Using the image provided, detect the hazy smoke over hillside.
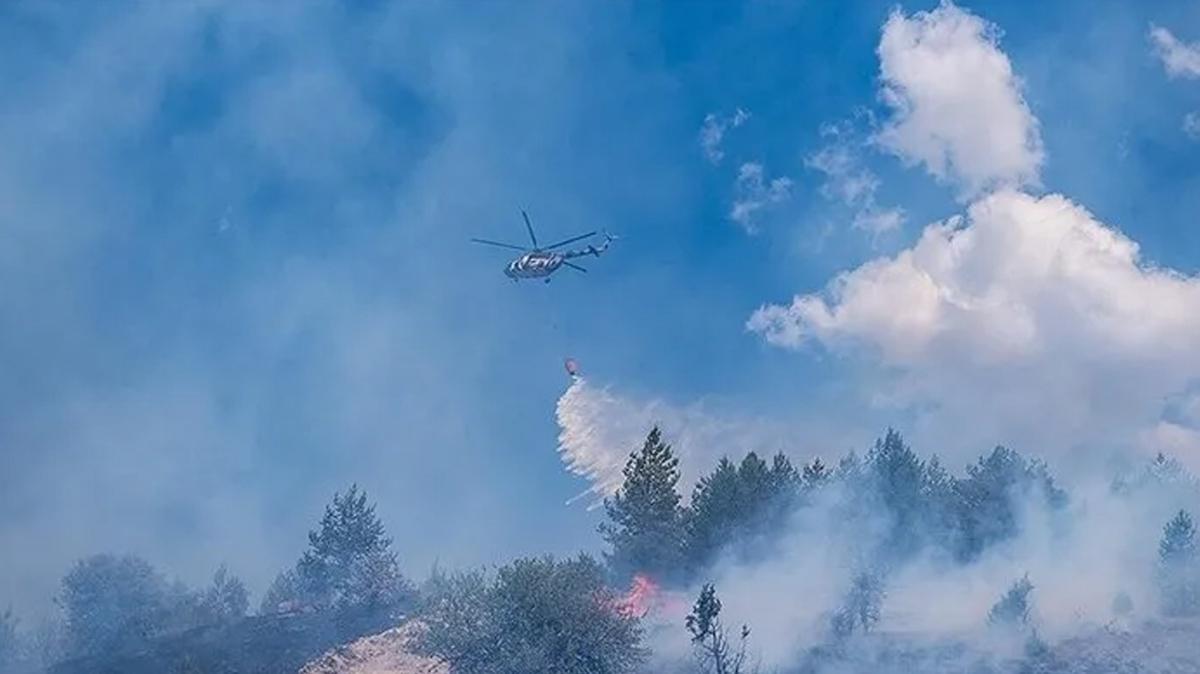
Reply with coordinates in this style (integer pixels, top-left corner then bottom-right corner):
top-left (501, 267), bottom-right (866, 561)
top-left (629, 451), bottom-right (1200, 672)
top-left (554, 368), bottom-right (1200, 670)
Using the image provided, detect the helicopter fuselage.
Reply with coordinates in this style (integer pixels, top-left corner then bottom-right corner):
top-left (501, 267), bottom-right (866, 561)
top-left (471, 211), bottom-right (613, 282)
top-left (505, 251), bottom-right (564, 279)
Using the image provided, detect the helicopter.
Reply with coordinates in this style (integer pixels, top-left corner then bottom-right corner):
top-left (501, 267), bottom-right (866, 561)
top-left (471, 210), bottom-right (614, 283)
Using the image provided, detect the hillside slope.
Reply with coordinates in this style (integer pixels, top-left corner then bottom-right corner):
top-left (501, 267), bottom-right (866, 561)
top-left (795, 618), bottom-right (1200, 674)
top-left (46, 613), bottom-right (374, 674)
top-left (299, 623), bottom-right (447, 674)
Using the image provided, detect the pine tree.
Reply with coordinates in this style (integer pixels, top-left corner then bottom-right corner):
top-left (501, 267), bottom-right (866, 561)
top-left (685, 451), bottom-right (803, 572)
top-left (737, 452), bottom-right (772, 507)
top-left (1160, 510), bottom-right (1196, 563)
top-left (920, 455), bottom-right (961, 554)
top-left (830, 451), bottom-right (876, 544)
top-left (735, 452), bottom-right (777, 552)
top-left (988, 575), bottom-right (1034, 628)
top-left (956, 447), bottom-right (1067, 561)
top-left (1116, 453), bottom-right (1197, 494)
top-left (1158, 510), bottom-right (1200, 616)
top-left (802, 457), bottom-right (830, 490)
top-left (601, 427), bottom-right (686, 582)
top-left (868, 429), bottom-right (925, 556)
top-left (686, 584), bottom-right (752, 674)
top-left (831, 571), bottom-right (884, 638)
top-left (686, 458), bottom-right (742, 571)
top-left (198, 565), bottom-right (248, 623)
top-left (764, 452), bottom-right (802, 538)
top-left (259, 569), bottom-right (301, 615)
top-left (1149, 453), bottom-right (1189, 482)
top-left (836, 451), bottom-right (863, 484)
top-left (296, 484), bottom-right (414, 622)
top-left (769, 453), bottom-right (802, 495)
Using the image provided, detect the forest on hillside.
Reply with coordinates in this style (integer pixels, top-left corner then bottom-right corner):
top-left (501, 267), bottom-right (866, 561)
top-left (3, 429), bottom-right (1200, 673)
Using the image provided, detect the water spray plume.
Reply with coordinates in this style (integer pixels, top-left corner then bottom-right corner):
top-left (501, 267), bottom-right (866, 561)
top-left (555, 376), bottom-right (793, 507)
top-left (555, 377), bottom-right (641, 506)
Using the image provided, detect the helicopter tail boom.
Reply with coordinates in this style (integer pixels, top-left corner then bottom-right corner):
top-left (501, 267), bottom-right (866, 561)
top-left (563, 232), bottom-right (615, 260)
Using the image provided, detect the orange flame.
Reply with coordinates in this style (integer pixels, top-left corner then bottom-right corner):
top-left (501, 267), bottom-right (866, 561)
top-left (615, 574), bottom-right (660, 618)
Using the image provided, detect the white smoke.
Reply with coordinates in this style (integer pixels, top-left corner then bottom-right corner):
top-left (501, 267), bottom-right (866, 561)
top-left (644, 466), bottom-right (1197, 672)
top-left (554, 383), bottom-right (1198, 669)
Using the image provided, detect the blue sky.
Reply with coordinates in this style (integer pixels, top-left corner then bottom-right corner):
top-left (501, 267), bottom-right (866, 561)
top-left (2, 0), bottom-right (1199, 618)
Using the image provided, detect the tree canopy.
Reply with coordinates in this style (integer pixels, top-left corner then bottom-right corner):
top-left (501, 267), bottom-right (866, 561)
top-left (601, 427), bottom-right (687, 583)
top-left (58, 554), bottom-right (169, 658)
top-left (293, 484), bottom-right (414, 626)
top-left (419, 555), bottom-right (645, 674)
top-left (1158, 510), bottom-right (1200, 616)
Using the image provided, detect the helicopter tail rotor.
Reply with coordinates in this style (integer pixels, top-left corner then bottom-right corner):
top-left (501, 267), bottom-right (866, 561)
top-left (589, 231), bottom-right (617, 257)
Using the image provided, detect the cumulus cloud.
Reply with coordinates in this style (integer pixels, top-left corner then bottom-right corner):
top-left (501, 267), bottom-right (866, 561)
top-left (555, 378), bottom-right (791, 504)
top-left (730, 162), bottom-right (793, 233)
top-left (749, 189), bottom-right (1200, 458)
top-left (807, 122), bottom-right (906, 238)
top-left (876, 1), bottom-right (1043, 198)
top-left (699, 108), bottom-right (750, 164)
top-left (749, 1), bottom-right (1200, 462)
top-left (1150, 25), bottom-right (1200, 79)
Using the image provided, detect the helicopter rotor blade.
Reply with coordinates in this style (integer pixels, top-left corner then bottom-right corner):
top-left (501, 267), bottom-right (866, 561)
top-left (544, 231), bottom-right (598, 250)
top-left (470, 238), bottom-right (527, 252)
top-left (563, 261), bottom-right (588, 273)
top-left (522, 210), bottom-right (539, 249)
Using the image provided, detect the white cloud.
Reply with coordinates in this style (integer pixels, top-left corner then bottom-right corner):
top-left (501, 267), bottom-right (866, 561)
top-left (1148, 26), bottom-right (1200, 141)
top-left (1150, 25), bottom-right (1200, 79)
top-left (555, 378), bottom-right (790, 504)
top-left (699, 108), bottom-right (750, 164)
top-left (749, 2), bottom-right (1200, 460)
top-left (852, 207), bottom-right (907, 236)
top-left (749, 189), bottom-right (1200, 457)
top-left (808, 137), bottom-right (879, 205)
top-left (876, 1), bottom-right (1043, 198)
top-left (1184, 111), bottom-right (1200, 140)
top-left (730, 162), bottom-right (793, 233)
top-left (807, 122), bottom-right (906, 237)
